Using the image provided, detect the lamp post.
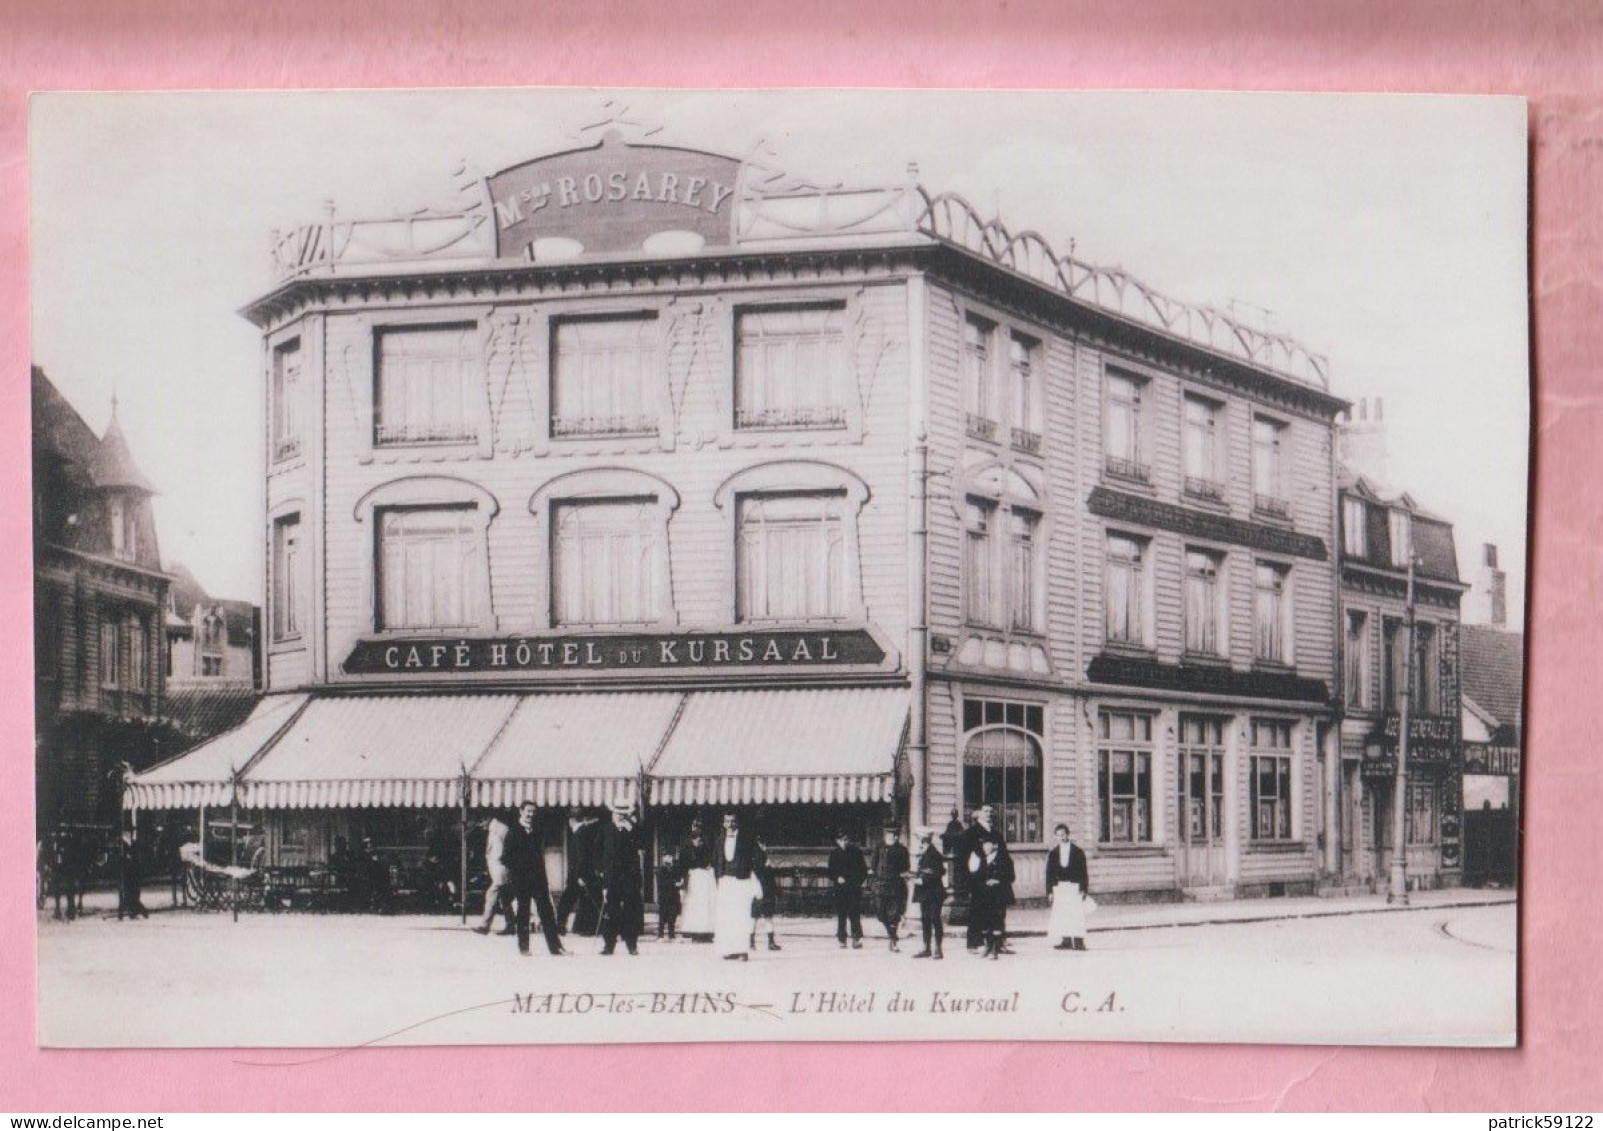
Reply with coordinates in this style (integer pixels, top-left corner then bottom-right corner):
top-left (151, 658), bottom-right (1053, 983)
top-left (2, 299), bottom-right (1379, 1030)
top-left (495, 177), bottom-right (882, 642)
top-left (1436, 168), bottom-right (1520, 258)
top-left (1388, 555), bottom-right (1418, 906)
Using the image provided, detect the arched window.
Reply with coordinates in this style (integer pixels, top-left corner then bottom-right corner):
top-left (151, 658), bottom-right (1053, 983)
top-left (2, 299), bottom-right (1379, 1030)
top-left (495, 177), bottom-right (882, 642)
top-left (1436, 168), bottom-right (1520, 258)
top-left (961, 696), bottom-right (1045, 844)
top-left (354, 476), bottom-right (500, 633)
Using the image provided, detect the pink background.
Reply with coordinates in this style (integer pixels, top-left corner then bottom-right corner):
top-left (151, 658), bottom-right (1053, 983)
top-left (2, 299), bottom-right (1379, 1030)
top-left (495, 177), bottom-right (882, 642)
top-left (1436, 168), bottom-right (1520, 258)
top-left (2, 0), bottom-right (1598, 1111)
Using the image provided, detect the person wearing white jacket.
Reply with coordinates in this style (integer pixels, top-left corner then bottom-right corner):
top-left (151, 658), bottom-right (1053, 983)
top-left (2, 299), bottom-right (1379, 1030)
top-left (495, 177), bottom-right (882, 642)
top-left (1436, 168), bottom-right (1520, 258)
top-left (472, 814), bottom-right (513, 935)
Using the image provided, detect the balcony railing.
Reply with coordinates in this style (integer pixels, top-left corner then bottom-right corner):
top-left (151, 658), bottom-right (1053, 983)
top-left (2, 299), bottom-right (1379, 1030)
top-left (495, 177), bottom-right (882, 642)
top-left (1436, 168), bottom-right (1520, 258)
top-left (965, 413), bottom-right (998, 442)
top-left (1011, 427), bottom-right (1043, 455)
top-left (551, 414), bottom-right (659, 438)
top-left (1183, 475), bottom-right (1225, 502)
top-left (375, 422), bottom-right (479, 446)
top-left (734, 405), bottom-right (848, 430)
top-left (1105, 455), bottom-right (1151, 483)
top-left (1253, 493), bottom-right (1291, 519)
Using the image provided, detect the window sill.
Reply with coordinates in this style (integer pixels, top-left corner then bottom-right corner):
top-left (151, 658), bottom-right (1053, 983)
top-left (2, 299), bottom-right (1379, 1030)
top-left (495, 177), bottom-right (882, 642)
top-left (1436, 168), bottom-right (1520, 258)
top-left (1246, 841), bottom-right (1309, 854)
top-left (1252, 501), bottom-right (1294, 526)
top-left (1102, 467), bottom-right (1155, 494)
top-left (1093, 843), bottom-right (1166, 856)
top-left (1181, 489), bottom-right (1231, 514)
top-left (1252, 658), bottom-right (1295, 673)
top-left (1101, 640), bottom-right (1157, 659)
top-left (1180, 651), bottom-right (1231, 668)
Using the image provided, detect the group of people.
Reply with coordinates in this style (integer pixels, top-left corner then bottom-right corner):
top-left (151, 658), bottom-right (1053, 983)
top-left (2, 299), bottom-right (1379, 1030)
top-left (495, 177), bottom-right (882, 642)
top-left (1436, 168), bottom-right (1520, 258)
top-left (469, 801), bottom-right (1094, 959)
top-left (37, 828), bottom-right (152, 922)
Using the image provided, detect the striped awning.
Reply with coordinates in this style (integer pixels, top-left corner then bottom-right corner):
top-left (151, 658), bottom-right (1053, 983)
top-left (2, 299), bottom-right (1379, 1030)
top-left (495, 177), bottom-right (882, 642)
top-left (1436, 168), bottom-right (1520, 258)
top-left (648, 687), bottom-right (908, 806)
top-left (123, 694), bottom-right (309, 810)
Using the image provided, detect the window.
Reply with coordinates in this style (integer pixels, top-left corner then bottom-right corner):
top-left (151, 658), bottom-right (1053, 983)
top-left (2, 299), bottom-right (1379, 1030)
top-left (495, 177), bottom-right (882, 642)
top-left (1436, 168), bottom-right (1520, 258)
top-left (273, 515), bottom-right (302, 642)
top-left (963, 498), bottom-right (998, 627)
top-left (1178, 715), bottom-right (1227, 845)
top-left (126, 614), bottom-right (148, 692)
top-left (1098, 710), bottom-right (1154, 844)
top-left (1106, 533), bottom-right (1150, 647)
top-left (99, 615), bottom-right (120, 689)
top-left (202, 655), bottom-right (223, 678)
top-left (199, 613), bottom-right (225, 677)
top-left (962, 698), bottom-right (1045, 844)
top-left (35, 594), bottom-right (60, 683)
top-left (108, 496), bottom-right (137, 563)
top-left (1342, 496), bottom-right (1368, 558)
top-left (1406, 778), bottom-right (1439, 844)
top-left (273, 338), bottom-right (302, 461)
top-left (1345, 610), bottom-right (1370, 709)
top-left (1183, 548), bottom-right (1226, 656)
top-left (1250, 719), bottom-right (1295, 841)
top-left (1253, 561), bottom-right (1292, 664)
top-left (1182, 394), bottom-right (1224, 499)
top-left (1105, 371), bottom-right (1147, 480)
top-left (552, 499), bottom-right (661, 626)
top-left (964, 316), bottom-right (996, 438)
top-left (375, 324), bottom-right (478, 445)
top-left (735, 306), bottom-right (846, 430)
top-left (1414, 623), bottom-right (1440, 715)
top-left (1009, 333), bottom-right (1041, 452)
top-left (1383, 618), bottom-right (1407, 711)
top-left (736, 492), bottom-right (848, 622)
top-left (1389, 509), bottom-right (1413, 569)
top-left (551, 315), bottom-right (658, 437)
top-left (1252, 415), bottom-right (1288, 516)
top-left (1008, 509), bottom-right (1040, 632)
top-left (377, 506), bottom-right (481, 630)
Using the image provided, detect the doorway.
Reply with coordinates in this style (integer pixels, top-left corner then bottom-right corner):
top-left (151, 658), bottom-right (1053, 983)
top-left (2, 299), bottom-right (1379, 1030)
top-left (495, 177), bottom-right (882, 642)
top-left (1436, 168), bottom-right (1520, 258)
top-left (1177, 715), bottom-right (1228, 888)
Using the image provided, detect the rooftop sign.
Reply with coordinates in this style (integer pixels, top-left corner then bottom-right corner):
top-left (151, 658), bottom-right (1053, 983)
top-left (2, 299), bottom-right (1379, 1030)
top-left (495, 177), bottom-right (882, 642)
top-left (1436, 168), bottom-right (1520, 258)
top-left (486, 132), bottom-right (741, 260)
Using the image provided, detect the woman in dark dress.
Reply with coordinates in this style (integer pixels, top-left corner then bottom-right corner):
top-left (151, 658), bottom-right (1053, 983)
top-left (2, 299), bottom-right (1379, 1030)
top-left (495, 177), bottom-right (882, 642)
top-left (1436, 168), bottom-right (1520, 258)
top-left (910, 828), bottom-right (947, 959)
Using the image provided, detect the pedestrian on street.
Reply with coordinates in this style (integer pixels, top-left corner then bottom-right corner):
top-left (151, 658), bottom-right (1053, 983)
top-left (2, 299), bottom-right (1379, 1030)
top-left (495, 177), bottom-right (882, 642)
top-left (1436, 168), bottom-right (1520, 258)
top-left (678, 819), bottom-right (717, 942)
top-left (872, 822), bottom-right (911, 951)
top-left (750, 835), bottom-right (782, 952)
top-left (969, 838), bottom-right (1014, 960)
top-left (828, 828), bottom-right (867, 949)
top-left (654, 850), bottom-right (682, 940)
top-left (1045, 822), bottom-right (1092, 951)
top-left (472, 813), bottom-right (514, 935)
top-left (556, 806), bottom-right (602, 937)
top-left (598, 802), bottom-right (644, 956)
top-left (910, 828), bottom-right (947, 959)
top-left (115, 830), bottom-right (149, 920)
top-left (962, 804), bottom-right (1006, 952)
top-left (712, 812), bottom-right (761, 961)
top-left (502, 801), bottom-right (564, 957)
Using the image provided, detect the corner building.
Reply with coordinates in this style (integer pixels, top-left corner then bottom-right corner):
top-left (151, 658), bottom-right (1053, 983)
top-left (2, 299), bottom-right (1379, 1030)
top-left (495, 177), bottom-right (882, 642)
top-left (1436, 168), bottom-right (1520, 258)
top-left (129, 128), bottom-right (1346, 901)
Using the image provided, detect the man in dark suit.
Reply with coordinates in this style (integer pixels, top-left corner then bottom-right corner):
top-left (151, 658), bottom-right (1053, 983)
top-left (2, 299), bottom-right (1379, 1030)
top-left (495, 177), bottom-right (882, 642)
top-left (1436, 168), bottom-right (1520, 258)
top-left (871, 822), bottom-right (911, 951)
top-left (827, 828), bottom-right (868, 949)
top-left (502, 801), bottom-right (564, 957)
top-left (556, 806), bottom-right (602, 937)
top-left (962, 804), bottom-right (1007, 952)
top-left (598, 801), bottom-right (645, 956)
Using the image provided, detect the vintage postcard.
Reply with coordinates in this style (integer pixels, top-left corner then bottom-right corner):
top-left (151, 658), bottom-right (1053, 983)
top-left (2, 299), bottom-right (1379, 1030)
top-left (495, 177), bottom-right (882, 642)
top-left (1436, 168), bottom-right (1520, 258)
top-left (29, 88), bottom-right (1527, 1048)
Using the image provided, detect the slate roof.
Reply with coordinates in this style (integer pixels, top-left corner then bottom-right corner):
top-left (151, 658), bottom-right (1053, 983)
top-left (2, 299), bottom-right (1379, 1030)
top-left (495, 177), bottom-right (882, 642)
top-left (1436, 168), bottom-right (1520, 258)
top-left (89, 409), bottom-right (156, 493)
top-left (163, 682), bottom-right (263, 741)
top-left (1459, 624), bottom-right (1525, 736)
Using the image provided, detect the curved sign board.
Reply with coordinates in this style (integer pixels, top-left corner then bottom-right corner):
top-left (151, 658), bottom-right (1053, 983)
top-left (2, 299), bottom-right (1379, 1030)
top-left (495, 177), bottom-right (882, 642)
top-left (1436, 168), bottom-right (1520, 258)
top-left (487, 131), bottom-right (742, 260)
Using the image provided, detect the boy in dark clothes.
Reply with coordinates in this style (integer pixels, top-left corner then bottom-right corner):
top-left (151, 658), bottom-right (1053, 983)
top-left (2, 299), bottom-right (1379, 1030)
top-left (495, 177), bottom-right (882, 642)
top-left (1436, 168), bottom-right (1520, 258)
top-left (655, 850), bottom-right (683, 939)
top-left (827, 828), bottom-right (867, 948)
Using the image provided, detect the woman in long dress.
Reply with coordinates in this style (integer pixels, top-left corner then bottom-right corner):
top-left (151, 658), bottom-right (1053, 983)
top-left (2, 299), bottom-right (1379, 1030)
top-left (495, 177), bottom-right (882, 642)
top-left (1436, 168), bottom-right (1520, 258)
top-left (1045, 823), bottom-right (1091, 951)
top-left (677, 821), bottom-right (717, 941)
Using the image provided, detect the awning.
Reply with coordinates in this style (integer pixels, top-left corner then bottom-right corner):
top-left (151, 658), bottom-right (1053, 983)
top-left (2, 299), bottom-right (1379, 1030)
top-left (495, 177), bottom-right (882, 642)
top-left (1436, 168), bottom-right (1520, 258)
top-left (123, 694), bottom-right (309, 809)
top-left (470, 692), bottom-right (683, 808)
top-left (240, 693), bottom-right (522, 808)
top-left (648, 687), bottom-right (908, 805)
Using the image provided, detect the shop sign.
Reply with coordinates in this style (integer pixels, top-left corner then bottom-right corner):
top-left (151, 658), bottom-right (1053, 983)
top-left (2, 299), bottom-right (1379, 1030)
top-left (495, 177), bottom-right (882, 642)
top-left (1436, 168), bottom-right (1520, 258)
top-left (342, 628), bottom-right (885, 676)
top-left (1376, 713), bottom-right (1460, 762)
top-left (1464, 744), bottom-right (1521, 776)
top-left (487, 134), bottom-right (741, 259)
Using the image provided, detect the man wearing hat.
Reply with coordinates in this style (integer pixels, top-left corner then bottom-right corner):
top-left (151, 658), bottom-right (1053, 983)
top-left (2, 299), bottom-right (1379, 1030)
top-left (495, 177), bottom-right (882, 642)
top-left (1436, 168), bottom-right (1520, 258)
top-left (598, 801), bottom-right (645, 956)
top-left (910, 827), bottom-right (948, 959)
top-left (503, 801), bottom-right (565, 957)
top-left (870, 821), bottom-right (911, 951)
top-left (827, 828), bottom-right (868, 949)
top-left (556, 806), bottom-right (602, 937)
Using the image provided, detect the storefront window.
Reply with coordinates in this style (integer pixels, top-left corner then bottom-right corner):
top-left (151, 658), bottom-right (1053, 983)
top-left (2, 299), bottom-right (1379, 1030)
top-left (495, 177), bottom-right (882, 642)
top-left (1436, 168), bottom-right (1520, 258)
top-left (1406, 777), bottom-right (1439, 844)
top-left (735, 305), bottom-right (846, 430)
top-left (1178, 715), bottom-right (1227, 843)
top-left (736, 492), bottom-right (848, 622)
top-left (1250, 719), bottom-right (1295, 841)
top-left (377, 505), bottom-right (480, 630)
top-left (551, 498), bottom-right (661, 626)
top-left (374, 324), bottom-right (478, 445)
top-left (962, 697), bottom-right (1044, 844)
top-left (551, 314), bottom-right (658, 437)
top-left (1098, 710), bottom-right (1154, 844)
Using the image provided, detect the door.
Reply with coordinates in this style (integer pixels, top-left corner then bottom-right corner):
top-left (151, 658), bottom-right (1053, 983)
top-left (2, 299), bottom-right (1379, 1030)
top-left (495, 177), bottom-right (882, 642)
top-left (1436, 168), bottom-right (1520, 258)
top-left (1178, 716), bottom-right (1228, 887)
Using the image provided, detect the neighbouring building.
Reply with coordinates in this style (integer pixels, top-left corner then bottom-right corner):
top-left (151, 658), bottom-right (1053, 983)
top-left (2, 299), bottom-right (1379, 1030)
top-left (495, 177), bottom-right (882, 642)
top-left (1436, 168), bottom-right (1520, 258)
top-left (164, 561), bottom-right (260, 686)
top-left (1458, 554), bottom-right (1523, 887)
top-left (33, 367), bottom-right (173, 829)
top-left (125, 122), bottom-right (1351, 902)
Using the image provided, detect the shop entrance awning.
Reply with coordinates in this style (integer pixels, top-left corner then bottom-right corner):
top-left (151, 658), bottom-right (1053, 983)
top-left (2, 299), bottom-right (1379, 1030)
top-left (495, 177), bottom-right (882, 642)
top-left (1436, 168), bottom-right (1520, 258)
top-left (647, 687), bottom-right (909, 805)
top-left (123, 694), bottom-right (309, 809)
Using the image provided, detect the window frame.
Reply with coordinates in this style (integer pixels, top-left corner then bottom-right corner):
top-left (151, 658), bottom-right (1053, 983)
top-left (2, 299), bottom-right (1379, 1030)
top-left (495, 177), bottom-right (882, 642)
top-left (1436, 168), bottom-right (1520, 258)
top-left (549, 311), bottom-right (663, 440)
top-left (1104, 529), bottom-right (1154, 650)
top-left (550, 496), bottom-right (666, 628)
top-left (371, 321), bottom-right (484, 450)
top-left (1103, 367), bottom-right (1150, 483)
top-left (1097, 709), bottom-right (1156, 846)
top-left (126, 612), bottom-right (148, 693)
top-left (1248, 717), bottom-right (1297, 843)
top-left (1250, 411), bottom-right (1290, 518)
top-left (272, 336), bottom-right (303, 463)
top-left (1406, 777), bottom-right (1439, 845)
top-left (98, 612), bottom-right (121, 690)
top-left (732, 302), bottom-right (850, 433)
top-left (1389, 508), bottom-right (1414, 569)
top-left (1177, 713), bottom-right (1229, 847)
top-left (961, 695), bottom-right (1047, 846)
top-left (1252, 557), bottom-right (1295, 666)
top-left (1342, 495), bottom-right (1368, 559)
top-left (963, 313), bottom-right (999, 440)
top-left (1344, 608), bottom-right (1370, 709)
top-left (272, 513), bottom-right (303, 644)
top-left (1180, 389), bottom-right (1228, 501)
top-left (1007, 330), bottom-right (1044, 454)
top-left (1182, 545), bottom-right (1228, 659)
top-left (734, 490), bottom-right (852, 625)
top-left (354, 477), bottom-right (501, 636)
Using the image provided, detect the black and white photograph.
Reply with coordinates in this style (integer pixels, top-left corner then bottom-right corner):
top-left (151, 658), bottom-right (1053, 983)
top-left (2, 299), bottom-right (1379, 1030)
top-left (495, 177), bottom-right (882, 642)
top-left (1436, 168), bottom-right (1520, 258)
top-left (29, 88), bottom-right (1528, 1048)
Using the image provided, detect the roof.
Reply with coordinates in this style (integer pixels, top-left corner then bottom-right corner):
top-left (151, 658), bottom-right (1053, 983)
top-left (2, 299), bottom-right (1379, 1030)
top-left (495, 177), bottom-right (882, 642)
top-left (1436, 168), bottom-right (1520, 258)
top-left (1338, 469), bottom-right (1461, 583)
top-left (1459, 624), bottom-right (1525, 733)
top-left (165, 561), bottom-right (258, 646)
top-left (31, 366), bottom-right (100, 481)
top-left (650, 687), bottom-right (909, 804)
top-left (164, 683), bottom-right (262, 741)
top-left (89, 406), bottom-right (156, 493)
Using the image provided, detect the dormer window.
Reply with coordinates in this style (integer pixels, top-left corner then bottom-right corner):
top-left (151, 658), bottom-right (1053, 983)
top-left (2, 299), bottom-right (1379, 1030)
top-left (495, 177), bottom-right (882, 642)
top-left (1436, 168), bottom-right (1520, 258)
top-left (108, 496), bottom-right (138, 563)
top-left (1389, 509), bottom-right (1413, 569)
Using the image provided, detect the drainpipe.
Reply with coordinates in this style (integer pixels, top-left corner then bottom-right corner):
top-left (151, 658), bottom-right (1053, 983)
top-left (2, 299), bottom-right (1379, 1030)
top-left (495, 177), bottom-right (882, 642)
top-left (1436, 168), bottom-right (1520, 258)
top-left (1326, 428), bottom-right (1343, 879)
top-left (907, 273), bottom-right (930, 833)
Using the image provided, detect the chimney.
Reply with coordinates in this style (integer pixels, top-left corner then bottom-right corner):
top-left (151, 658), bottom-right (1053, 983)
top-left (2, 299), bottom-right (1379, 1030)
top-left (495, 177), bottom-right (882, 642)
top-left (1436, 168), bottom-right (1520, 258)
top-left (1337, 395), bottom-right (1390, 482)
top-left (1469, 541), bottom-right (1508, 628)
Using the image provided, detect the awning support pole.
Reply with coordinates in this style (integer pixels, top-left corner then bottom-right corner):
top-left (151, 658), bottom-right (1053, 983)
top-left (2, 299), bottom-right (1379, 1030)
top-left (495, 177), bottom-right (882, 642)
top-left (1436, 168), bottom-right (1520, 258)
top-left (230, 765), bottom-right (240, 924)
top-left (458, 765), bottom-right (470, 925)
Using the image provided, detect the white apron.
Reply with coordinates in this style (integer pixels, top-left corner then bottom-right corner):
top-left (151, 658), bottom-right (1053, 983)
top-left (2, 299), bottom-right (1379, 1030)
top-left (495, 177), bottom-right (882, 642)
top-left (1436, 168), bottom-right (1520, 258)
top-left (1048, 884), bottom-right (1089, 939)
top-left (681, 867), bottom-right (717, 934)
top-left (713, 874), bottom-right (761, 955)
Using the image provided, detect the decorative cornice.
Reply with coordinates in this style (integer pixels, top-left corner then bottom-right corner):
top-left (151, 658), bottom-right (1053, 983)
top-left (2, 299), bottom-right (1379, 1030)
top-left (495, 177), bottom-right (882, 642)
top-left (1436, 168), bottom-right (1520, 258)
top-left (1088, 486), bottom-right (1328, 561)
